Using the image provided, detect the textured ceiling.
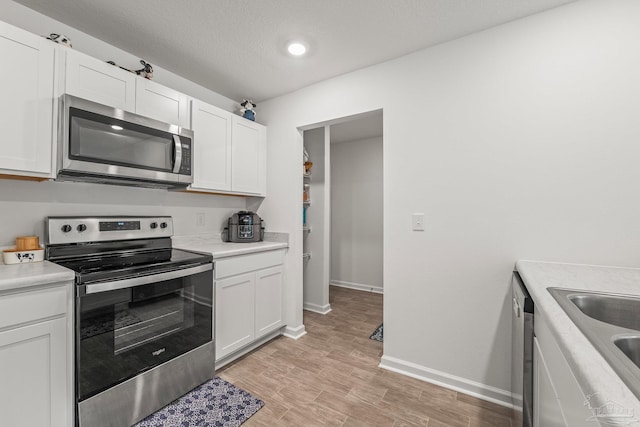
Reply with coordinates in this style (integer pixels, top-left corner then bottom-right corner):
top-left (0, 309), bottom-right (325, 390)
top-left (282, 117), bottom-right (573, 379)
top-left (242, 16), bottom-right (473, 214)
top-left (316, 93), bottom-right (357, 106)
top-left (14, 0), bottom-right (576, 102)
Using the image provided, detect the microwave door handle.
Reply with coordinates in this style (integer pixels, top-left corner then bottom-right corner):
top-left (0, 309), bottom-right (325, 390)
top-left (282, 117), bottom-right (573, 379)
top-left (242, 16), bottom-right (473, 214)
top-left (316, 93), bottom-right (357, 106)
top-left (172, 135), bottom-right (183, 173)
top-left (80, 263), bottom-right (212, 295)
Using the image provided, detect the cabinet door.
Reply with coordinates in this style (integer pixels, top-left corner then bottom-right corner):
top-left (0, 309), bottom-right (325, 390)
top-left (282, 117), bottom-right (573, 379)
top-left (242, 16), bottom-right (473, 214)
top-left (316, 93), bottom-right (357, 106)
top-left (255, 266), bottom-right (284, 339)
top-left (136, 79), bottom-right (189, 128)
top-left (215, 272), bottom-right (255, 360)
top-left (533, 337), bottom-right (567, 427)
top-left (65, 49), bottom-right (136, 111)
top-left (231, 115), bottom-right (266, 195)
top-left (190, 100), bottom-right (232, 192)
top-left (0, 22), bottom-right (54, 176)
top-left (0, 317), bottom-right (68, 427)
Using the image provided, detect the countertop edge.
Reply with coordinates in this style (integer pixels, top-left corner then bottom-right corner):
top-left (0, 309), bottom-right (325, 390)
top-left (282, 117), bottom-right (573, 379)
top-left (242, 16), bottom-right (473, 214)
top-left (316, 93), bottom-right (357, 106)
top-left (173, 238), bottom-right (288, 259)
top-left (516, 260), bottom-right (640, 416)
top-left (0, 260), bottom-right (75, 293)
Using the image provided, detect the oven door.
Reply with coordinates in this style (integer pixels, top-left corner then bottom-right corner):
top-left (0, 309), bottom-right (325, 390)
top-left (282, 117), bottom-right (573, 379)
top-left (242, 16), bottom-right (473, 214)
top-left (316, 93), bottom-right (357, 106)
top-left (59, 94), bottom-right (193, 186)
top-left (76, 263), bottom-right (212, 402)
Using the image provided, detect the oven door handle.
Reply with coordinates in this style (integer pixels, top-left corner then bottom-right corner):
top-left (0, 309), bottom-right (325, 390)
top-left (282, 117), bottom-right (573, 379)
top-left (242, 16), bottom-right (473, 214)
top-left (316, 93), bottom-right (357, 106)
top-left (80, 263), bottom-right (212, 295)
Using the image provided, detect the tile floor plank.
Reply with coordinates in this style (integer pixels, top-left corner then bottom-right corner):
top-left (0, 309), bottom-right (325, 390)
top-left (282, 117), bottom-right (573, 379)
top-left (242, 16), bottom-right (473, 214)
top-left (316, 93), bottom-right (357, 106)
top-left (217, 286), bottom-right (512, 426)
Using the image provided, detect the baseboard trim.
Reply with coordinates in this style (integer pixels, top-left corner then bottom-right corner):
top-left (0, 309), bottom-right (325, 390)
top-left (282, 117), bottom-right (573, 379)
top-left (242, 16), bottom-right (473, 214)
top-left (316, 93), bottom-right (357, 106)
top-left (283, 324), bottom-right (307, 340)
top-left (379, 355), bottom-right (513, 408)
top-left (330, 280), bottom-right (383, 294)
top-left (303, 302), bottom-right (332, 314)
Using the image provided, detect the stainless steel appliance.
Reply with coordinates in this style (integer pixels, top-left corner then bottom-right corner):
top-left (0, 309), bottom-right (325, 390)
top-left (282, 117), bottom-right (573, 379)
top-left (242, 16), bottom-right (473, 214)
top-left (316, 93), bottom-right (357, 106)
top-left (222, 211), bottom-right (264, 243)
top-left (45, 216), bottom-right (214, 427)
top-left (511, 271), bottom-right (534, 427)
top-left (57, 95), bottom-right (194, 188)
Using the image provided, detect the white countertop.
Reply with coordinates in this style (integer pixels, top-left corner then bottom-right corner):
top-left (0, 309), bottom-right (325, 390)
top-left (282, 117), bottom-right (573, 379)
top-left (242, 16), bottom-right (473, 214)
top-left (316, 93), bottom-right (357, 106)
top-left (172, 234), bottom-right (288, 259)
top-left (0, 234), bottom-right (287, 294)
top-left (516, 260), bottom-right (640, 420)
top-left (0, 260), bottom-right (75, 293)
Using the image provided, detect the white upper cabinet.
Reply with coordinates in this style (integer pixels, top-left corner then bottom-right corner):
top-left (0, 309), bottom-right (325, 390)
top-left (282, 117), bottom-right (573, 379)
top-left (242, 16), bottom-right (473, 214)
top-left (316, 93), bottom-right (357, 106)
top-left (0, 21), bottom-right (55, 177)
top-left (190, 100), bottom-right (232, 191)
top-left (189, 100), bottom-right (266, 196)
top-left (63, 48), bottom-right (136, 112)
top-left (63, 49), bottom-right (189, 128)
top-left (231, 115), bottom-right (266, 195)
top-left (136, 78), bottom-right (190, 128)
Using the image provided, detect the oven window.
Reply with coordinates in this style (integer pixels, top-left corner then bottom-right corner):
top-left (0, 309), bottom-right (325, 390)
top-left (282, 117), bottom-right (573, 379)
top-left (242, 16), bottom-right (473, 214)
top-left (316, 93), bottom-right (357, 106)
top-left (77, 271), bottom-right (212, 401)
top-left (69, 107), bottom-right (175, 172)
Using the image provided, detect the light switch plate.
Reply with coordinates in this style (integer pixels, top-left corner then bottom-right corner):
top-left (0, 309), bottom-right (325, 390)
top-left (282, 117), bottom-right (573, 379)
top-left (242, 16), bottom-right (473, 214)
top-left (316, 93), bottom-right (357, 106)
top-left (196, 212), bottom-right (205, 227)
top-left (412, 213), bottom-right (425, 231)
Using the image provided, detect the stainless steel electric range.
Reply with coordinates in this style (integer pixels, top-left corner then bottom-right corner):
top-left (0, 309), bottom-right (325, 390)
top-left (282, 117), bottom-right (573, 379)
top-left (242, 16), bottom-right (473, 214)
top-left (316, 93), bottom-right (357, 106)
top-left (45, 216), bottom-right (214, 427)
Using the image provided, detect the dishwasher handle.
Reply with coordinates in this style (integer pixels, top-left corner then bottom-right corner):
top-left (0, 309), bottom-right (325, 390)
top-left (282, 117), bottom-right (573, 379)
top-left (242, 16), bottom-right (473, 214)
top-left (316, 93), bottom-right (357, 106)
top-left (513, 297), bottom-right (521, 318)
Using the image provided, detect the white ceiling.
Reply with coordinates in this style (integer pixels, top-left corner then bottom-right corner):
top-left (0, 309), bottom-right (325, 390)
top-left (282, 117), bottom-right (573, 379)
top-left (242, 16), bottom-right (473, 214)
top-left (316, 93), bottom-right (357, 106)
top-left (14, 0), bottom-right (576, 102)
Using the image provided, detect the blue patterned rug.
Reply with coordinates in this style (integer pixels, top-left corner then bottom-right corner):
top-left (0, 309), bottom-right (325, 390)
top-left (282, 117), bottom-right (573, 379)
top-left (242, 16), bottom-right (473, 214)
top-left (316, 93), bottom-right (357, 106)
top-left (133, 377), bottom-right (264, 427)
top-left (369, 323), bottom-right (383, 342)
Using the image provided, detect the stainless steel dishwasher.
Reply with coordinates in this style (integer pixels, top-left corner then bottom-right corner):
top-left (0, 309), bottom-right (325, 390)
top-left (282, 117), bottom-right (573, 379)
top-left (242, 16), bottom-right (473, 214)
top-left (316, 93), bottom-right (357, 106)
top-left (511, 271), bottom-right (534, 427)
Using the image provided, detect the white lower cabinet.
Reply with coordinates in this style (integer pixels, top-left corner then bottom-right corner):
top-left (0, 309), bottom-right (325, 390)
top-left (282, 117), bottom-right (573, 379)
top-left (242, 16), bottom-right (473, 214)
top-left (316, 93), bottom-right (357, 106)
top-left (0, 282), bottom-right (72, 427)
top-left (215, 250), bottom-right (285, 363)
top-left (216, 272), bottom-right (256, 357)
top-left (533, 312), bottom-right (595, 426)
top-left (533, 337), bottom-right (565, 427)
top-left (255, 266), bottom-right (284, 337)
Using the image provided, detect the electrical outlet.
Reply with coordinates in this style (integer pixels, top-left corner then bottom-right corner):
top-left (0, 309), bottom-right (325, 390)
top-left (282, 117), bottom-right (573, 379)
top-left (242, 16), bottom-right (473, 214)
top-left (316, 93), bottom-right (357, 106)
top-left (412, 213), bottom-right (425, 231)
top-left (196, 213), bottom-right (205, 227)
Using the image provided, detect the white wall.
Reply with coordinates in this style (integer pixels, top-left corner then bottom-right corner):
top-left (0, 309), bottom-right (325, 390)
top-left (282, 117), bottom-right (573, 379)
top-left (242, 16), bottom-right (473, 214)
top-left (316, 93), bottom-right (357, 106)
top-left (0, 1), bottom-right (249, 245)
top-left (0, 180), bottom-right (245, 246)
top-left (258, 0), bottom-right (640, 403)
top-left (331, 137), bottom-right (383, 291)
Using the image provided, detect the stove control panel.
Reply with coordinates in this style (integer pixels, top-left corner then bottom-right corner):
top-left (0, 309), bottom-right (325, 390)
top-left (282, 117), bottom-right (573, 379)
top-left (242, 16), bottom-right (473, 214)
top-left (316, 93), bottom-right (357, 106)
top-left (47, 216), bottom-right (174, 244)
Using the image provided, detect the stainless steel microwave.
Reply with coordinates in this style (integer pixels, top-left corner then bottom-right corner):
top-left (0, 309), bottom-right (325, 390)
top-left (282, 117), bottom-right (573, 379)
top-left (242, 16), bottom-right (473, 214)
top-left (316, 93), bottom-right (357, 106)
top-left (57, 94), bottom-right (194, 189)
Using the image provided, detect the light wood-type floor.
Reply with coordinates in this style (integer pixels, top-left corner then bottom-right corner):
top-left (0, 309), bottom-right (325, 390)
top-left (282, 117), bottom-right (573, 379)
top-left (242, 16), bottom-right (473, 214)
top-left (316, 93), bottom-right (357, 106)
top-left (218, 286), bottom-right (513, 426)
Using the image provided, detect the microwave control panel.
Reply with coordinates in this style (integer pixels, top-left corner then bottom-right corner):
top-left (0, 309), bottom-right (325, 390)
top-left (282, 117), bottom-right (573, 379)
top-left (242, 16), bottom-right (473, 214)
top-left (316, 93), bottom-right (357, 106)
top-left (178, 138), bottom-right (191, 175)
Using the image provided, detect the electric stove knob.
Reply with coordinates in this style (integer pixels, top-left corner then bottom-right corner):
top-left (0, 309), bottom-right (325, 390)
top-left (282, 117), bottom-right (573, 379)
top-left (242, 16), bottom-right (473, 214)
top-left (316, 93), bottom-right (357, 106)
top-left (77, 224), bottom-right (87, 232)
top-left (150, 222), bottom-right (158, 229)
top-left (61, 224), bottom-right (72, 233)
top-left (160, 222), bottom-right (168, 229)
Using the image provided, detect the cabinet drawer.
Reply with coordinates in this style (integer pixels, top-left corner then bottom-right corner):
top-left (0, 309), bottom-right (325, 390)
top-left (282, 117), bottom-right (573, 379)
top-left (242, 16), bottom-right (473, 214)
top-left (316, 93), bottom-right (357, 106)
top-left (0, 285), bottom-right (68, 330)
top-left (215, 249), bottom-right (284, 279)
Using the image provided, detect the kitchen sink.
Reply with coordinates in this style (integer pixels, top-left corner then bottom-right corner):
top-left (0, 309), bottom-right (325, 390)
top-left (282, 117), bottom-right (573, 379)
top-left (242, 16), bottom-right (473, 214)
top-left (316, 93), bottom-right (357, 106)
top-left (548, 288), bottom-right (640, 400)
top-left (615, 337), bottom-right (640, 369)
top-left (568, 293), bottom-right (640, 331)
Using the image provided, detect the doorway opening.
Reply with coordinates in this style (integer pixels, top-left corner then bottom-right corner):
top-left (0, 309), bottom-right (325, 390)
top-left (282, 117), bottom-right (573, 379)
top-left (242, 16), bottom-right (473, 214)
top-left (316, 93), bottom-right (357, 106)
top-left (301, 110), bottom-right (384, 346)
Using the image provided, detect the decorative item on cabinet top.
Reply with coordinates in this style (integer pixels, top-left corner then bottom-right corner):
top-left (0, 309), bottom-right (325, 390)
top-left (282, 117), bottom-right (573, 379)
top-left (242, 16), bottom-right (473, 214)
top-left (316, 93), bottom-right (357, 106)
top-left (239, 99), bottom-right (256, 121)
top-left (45, 33), bottom-right (72, 47)
top-left (106, 59), bottom-right (154, 80)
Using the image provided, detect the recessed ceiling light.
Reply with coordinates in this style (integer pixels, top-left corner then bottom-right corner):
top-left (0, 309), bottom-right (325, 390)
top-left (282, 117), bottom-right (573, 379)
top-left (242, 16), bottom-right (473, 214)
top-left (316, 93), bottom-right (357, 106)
top-left (111, 125), bottom-right (123, 131)
top-left (287, 42), bottom-right (307, 57)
